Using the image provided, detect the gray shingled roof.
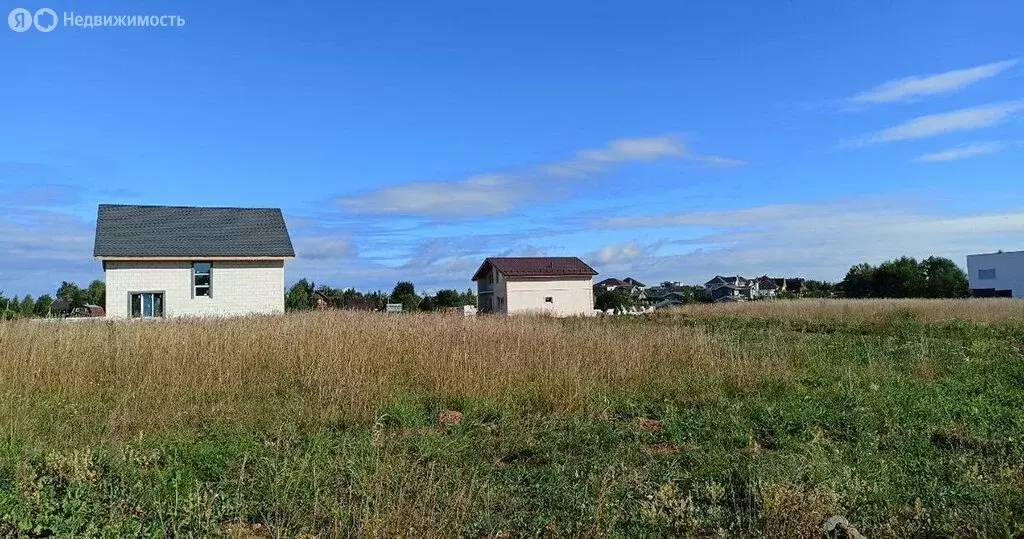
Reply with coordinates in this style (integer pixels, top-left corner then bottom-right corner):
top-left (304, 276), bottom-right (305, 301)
top-left (93, 204), bottom-right (295, 258)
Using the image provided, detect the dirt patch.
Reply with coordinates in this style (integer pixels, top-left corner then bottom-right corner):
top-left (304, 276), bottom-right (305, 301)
top-left (438, 410), bottom-right (464, 426)
top-left (637, 418), bottom-right (663, 432)
top-left (647, 442), bottom-right (680, 454)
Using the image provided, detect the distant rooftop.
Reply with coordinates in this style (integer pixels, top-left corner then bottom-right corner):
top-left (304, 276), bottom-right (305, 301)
top-left (472, 257), bottom-right (598, 281)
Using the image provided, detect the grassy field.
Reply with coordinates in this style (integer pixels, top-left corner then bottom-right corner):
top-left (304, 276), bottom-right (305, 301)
top-left (1, 300), bottom-right (1023, 537)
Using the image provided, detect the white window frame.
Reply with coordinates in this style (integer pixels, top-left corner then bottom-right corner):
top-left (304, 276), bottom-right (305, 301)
top-left (193, 262), bottom-right (212, 297)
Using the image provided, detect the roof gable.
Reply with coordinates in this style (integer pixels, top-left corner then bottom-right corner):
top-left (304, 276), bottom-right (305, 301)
top-left (472, 257), bottom-right (597, 281)
top-left (93, 204), bottom-right (295, 258)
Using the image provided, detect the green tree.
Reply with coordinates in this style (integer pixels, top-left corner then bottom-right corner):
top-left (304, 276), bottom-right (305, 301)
top-left (872, 257), bottom-right (926, 298)
top-left (57, 281), bottom-right (88, 308)
top-left (86, 280), bottom-right (106, 308)
top-left (841, 263), bottom-right (876, 298)
top-left (595, 289), bottom-right (634, 314)
top-left (34, 294), bottom-right (54, 317)
top-left (460, 288), bottom-right (477, 307)
top-left (7, 295), bottom-right (20, 315)
top-left (434, 289), bottom-right (463, 309)
top-left (20, 295), bottom-right (35, 316)
top-left (920, 256), bottom-right (970, 298)
top-left (804, 280), bottom-right (835, 298)
top-left (285, 279), bottom-right (315, 310)
top-left (390, 281), bottom-right (420, 312)
top-left (418, 295), bottom-right (438, 311)
top-left (392, 281), bottom-right (415, 297)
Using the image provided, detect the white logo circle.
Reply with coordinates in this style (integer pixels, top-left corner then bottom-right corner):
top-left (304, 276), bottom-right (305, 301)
top-left (33, 8), bottom-right (57, 32)
top-left (8, 8), bottom-right (32, 32)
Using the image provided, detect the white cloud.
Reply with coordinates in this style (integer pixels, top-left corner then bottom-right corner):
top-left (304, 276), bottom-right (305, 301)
top-left (588, 241), bottom-right (650, 265)
top-left (292, 236), bottom-right (353, 260)
top-left (846, 101), bottom-right (1024, 146)
top-left (852, 60), bottom-right (1018, 104)
top-left (915, 142), bottom-right (1007, 162)
top-left (0, 209), bottom-right (101, 296)
top-left (543, 136), bottom-right (687, 177)
top-left (596, 201), bottom-right (1024, 283)
top-left (337, 136), bottom-right (743, 218)
top-left (337, 173), bottom-right (527, 218)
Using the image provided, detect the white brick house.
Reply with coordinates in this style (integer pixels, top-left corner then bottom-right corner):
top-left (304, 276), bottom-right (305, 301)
top-left (472, 257), bottom-right (598, 317)
top-left (93, 204), bottom-right (295, 318)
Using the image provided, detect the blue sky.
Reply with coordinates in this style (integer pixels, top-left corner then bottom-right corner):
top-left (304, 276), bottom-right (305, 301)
top-left (2, 0), bottom-right (1023, 296)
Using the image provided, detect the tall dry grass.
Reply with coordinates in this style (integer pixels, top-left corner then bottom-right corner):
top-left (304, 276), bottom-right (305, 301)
top-left (662, 298), bottom-right (1024, 324)
top-left (0, 311), bottom-right (796, 446)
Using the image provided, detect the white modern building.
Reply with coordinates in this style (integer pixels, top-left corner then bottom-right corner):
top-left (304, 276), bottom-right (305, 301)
top-left (472, 257), bottom-right (598, 316)
top-left (93, 204), bottom-right (295, 318)
top-left (967, 250), bottom-right (1023, 298)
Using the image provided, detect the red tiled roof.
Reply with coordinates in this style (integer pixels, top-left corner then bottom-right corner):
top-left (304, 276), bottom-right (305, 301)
top-left (472, 257), bottom-right (598, 281)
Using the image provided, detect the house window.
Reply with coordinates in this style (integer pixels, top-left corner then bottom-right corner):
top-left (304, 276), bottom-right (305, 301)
top-left (544, 297), bottom-right (553, 303)
top-left (193, 262), bottom-right (212, 296)
top-left (130, 292), bottom-right (164, 318)
top-left (978, 268), bottom-right (996, 280)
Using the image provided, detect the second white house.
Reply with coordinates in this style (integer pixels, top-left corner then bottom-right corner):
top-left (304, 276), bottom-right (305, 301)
top-left (472, 256), bottom-right (598, 316)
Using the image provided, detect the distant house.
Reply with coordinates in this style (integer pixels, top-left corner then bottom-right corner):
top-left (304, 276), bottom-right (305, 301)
top-left (755, 276), bottom-right (780, 298)
top-left (472, 257), bottom-right (598, 316)
top-left (594, 278), bottom-right (629, 292)
top-left (783, 278), bottom-right (807, 296)
top-left (653, 291), bottom-right (689, 309)
top-left (967, 250), bottom-right (1022, 297)
top-left (704, 275), bottom-right (760, 301)
top-left (623, 277), bottom-right (646, 288)
top-left (47, 299), bottom-right (104, 318)
top-left (311, 291), bottom-right (332, 310)
top-left (344, 297), bottom-right (379, 311)
top-left (93, 204), bottom-right (295, 319)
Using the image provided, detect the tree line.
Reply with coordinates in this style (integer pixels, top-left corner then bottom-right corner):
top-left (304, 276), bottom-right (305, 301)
top-left (0, 280), bottom-right (105, 319)
top-left (840, 256), bottom-right (969, 299)
top-left (285, 279), bottom-right (477, 312)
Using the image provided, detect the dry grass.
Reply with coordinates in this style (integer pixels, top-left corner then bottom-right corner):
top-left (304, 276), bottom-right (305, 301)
top-left (662, 298), bottom-right (1024, 324)
top-left (0, 311), bottom-right (796, 446)
top-left (2, 300), bottom-right (1023, 536)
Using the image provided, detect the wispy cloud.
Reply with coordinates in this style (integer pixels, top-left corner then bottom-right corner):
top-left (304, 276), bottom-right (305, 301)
top-left (587, 241), bottom-right (653, 265)
top-left (336, 136), bottom-right (743, 218)
top-left (594, 200), bottom-right (1024, 282)
top-left (337, 173), bottom-right (526, 219)
top-left (844, 101), bottom-right (1024, 146)
top-left (915, 142), bottom-right (1008, 162)
top-left (851, 59), bottom-right (1018, 104)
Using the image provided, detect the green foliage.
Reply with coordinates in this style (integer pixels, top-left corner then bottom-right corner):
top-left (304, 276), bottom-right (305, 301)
top-left (595, 289), bottom-right (634, 313)
top-left (34, 295), bottom-right (54, 317)
top-left (433, 289), bottom-right (462, 309)
top-left (920, 256), bottom-right (970, 298)
top-left (86, 280), bottom-right (106, 308)
top-left (389, 281), bottom-right (421, 312)
top-left (841, 256), bottom-right (969, 299)
top-left (418, 295), bottom-right (437, 311)
top-left (19, 295), bottom-right (34, 315)
top-left (285, 279), bottom-right (315, 310)
top-left (841, 263), bottom-right (875, 298)
top-left (803, 280), bottom-right (834, 298)
top-left (392, 281), bottom-right (415, 297)
top-left (56, 281), bottom-right (88, 309)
